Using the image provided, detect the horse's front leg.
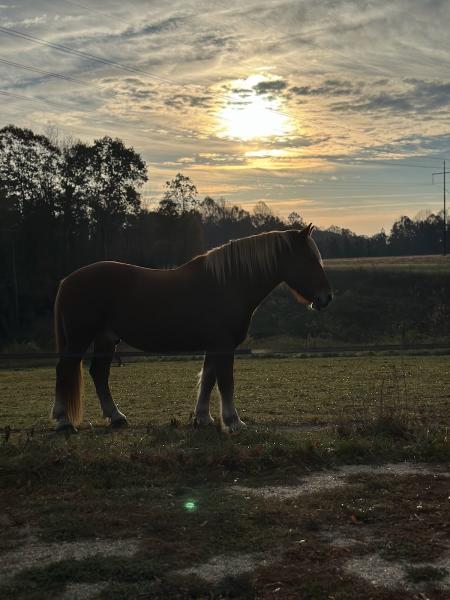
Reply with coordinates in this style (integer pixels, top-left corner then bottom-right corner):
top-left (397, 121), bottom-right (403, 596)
top-left (193, 353), bottom-right (216, 426)
top-left (215, 352), bottom-right (246, 433)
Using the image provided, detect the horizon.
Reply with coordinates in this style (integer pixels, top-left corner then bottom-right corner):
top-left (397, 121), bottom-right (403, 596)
top-left (1, 1), bottom-right (449, 235)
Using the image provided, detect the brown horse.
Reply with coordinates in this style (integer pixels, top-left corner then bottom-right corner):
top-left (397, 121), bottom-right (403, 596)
top-left (52, 224), bottom-right (332, 432)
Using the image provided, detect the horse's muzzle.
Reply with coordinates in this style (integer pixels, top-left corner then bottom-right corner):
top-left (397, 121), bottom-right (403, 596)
top-left (312, 292), bottom-right (333, 311)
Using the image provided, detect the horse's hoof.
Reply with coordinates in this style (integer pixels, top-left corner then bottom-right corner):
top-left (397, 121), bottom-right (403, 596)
top-left (224, 419), bottom-right (247, 434)
top-left (192, 414), bottom-right (215, 428)
top-left (110, 416), bottom-right (128, 429)
top-left (55, 421), bottom-right (78, 434)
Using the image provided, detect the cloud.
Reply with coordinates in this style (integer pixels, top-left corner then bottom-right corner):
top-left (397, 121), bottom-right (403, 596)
top-left (164, 92), bottom-right (214, 110)
top-left (191, 152), bottom-right (247, 166)
top-left (347, 133), bottom-right (450, 159)
top-left (121, 16), bottom-right (186, 39)
top-left (265, 135), bottom-right (331, 150)
top-left (331, 92), bottom-right (412, 113)
top-left (290, 79), bottom-right (359, 97)
top-left (330, 79), bottom-right (450, 114)
top-left (253, 79), bottom-right (288, 95)
top-left (1, 14), bottom-right (48, 28)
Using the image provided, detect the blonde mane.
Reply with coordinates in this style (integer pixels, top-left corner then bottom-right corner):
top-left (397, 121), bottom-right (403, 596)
top-left (204, 230), bottom-right (292, 284)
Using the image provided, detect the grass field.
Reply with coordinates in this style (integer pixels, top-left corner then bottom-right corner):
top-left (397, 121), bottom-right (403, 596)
top-left (325, 254), bottom-right (450, 273)
top-left (1, 356), bottom-right (450, 599)
top-left (1, 355), bottom-right (450, 429)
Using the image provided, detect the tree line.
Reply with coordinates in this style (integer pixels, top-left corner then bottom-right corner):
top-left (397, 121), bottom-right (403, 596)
top-left (0, 124), bottom-right (448, 346)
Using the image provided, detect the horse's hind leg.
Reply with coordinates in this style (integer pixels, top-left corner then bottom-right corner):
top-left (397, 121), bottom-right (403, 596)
top-left (193, 353), bottom-right (216, 426)
top-left (215, 353), bottom-right (246, 433)
top-left (89, 337), bottom-right (128, 428)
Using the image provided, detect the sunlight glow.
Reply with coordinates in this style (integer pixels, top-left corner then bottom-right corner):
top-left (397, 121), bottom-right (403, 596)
top-left (217, 75), bottom-right (293, 141)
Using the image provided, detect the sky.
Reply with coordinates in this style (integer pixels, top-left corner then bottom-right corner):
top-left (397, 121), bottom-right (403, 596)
top-left (1, 0), bottom-right (449, 234)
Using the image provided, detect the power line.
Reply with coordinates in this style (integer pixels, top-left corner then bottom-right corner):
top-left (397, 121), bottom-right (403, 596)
top-left (0, 25), bottom-right (181, 86)
top-left (0, 89), bottom-right (70, 109)
top-left (0, 57), bottom-right (93, 87)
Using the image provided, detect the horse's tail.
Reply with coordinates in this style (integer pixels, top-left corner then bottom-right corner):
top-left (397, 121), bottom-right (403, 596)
top-left (54, 283), bottom-right (84, 427)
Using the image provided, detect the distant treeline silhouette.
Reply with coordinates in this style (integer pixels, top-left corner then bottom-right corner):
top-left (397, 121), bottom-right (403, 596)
top-left (0, 124), bottom-right (448, 345)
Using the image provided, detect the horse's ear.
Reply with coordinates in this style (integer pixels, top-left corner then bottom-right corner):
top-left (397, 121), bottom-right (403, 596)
top-left (301, 223), bottom-right (315, 237)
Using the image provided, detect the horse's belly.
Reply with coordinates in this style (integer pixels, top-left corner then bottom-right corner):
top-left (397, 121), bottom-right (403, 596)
top-left (113, 314), bottom-right (215, 353)
top-left (122, 330), bottom-right (207, 353)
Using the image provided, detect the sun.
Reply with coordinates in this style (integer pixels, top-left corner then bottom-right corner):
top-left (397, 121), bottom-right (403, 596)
top-left (217, 75), bottom-right (293, 141)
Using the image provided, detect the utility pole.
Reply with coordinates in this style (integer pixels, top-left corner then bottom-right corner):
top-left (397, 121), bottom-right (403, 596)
top-left (432, 159), bottom-right (450, 256)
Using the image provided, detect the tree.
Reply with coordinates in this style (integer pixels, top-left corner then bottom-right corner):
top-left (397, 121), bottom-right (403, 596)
top-left (199, 196), bottom-right (226, 223)
top-left (159, 173), bottom-right (198, 215)
top-left (252, 201), bottom-right (282, 231)
top-left (66, 136), bottom-right (148, 258)
top-left (0, 125), bottom-right (63, 311)
top-left (389, 216), bottom-right (417, 255)
top-left (287, 211), bottom-right (305, 228)
top-left (58, 141), bottom-right (92, 270)
top-left (0, 124), bottom-right (62, 217)
top-left (369, 229), bottom-right (388, 256)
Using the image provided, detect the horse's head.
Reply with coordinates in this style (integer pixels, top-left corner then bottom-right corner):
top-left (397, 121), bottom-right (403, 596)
top-left (283, 224), bottom-right (333, 311)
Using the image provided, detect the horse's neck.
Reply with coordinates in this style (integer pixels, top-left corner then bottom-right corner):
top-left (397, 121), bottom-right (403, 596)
top-left (238, 268), bottom-right (284, 312)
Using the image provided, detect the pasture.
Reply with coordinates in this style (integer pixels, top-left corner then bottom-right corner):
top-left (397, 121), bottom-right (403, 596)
top-left (1, 355), bottom-right (449, 599)
top-left (325, 253), bottom-right (450, 273)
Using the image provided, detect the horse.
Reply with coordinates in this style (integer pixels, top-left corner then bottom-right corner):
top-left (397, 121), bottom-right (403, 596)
top-left (51, 224), bottom-right (332, 433)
